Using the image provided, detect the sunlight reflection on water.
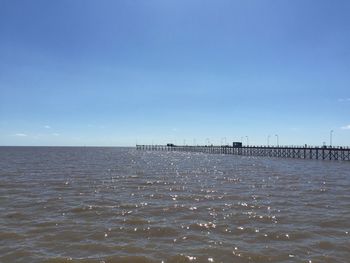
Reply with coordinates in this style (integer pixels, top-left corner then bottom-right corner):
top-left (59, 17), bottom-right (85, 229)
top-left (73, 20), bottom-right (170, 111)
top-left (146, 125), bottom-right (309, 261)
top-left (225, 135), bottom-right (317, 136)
top-left (0, 147), bottom-right (349, 262)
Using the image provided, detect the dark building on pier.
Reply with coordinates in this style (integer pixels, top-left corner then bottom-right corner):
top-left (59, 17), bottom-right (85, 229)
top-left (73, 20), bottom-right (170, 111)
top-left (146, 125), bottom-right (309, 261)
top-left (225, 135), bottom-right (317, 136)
top-left (232, 142), bottom-right (242, 148)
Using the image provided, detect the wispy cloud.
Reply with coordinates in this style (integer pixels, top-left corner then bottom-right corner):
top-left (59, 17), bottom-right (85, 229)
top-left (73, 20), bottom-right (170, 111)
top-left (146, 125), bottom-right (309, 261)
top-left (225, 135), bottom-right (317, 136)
top-left (341, 124), bottom-right (350, 130)
top-left (338, 98), bottom-right (350, 102)
top-left (14, 133), bottom-right (27, 137)
top-left (44, 125), bottom-right (51, 129)
top-left (52, 133), bottom-right (60, 136)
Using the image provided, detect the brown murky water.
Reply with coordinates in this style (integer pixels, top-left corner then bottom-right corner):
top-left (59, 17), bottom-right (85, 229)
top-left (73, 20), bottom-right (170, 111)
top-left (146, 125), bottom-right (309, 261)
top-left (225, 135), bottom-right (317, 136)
top-left (0, 147), bottom-right (349, 262)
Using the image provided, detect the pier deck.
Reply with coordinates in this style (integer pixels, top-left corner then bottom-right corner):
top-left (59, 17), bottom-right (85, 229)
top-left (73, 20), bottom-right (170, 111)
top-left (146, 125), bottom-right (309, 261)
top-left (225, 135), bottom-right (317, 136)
top-left (136, 144), bottom-right (350, 161)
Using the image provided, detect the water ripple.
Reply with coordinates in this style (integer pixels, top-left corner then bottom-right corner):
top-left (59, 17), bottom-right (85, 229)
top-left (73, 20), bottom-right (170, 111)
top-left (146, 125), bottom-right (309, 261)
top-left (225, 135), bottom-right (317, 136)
top-left (0, 147), bottom-right (349, 262)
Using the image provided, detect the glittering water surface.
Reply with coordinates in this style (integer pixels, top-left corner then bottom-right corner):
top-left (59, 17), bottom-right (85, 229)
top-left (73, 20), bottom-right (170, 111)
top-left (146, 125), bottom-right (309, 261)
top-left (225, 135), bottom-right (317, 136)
top-left (0, 147), bottom-right (349, 263)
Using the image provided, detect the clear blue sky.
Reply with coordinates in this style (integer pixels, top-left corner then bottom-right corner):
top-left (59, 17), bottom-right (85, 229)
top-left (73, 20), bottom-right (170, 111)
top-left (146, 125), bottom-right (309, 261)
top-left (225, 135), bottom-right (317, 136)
top-left (1, 0), bottom-right (350, 146)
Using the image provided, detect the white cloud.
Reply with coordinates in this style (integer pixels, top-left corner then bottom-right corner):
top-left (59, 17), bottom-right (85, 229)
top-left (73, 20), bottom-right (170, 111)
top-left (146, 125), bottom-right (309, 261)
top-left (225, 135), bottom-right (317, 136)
top-left (14, 133), bottom-right (27, 137)
top-left (44, 125), bottom-right (51, 129)
top-left (52, 133), bottom-right (60, 136)
top-left (338, 98), bottom-right (350, 102)
top-left (341, 124), bottom-right (350, 130)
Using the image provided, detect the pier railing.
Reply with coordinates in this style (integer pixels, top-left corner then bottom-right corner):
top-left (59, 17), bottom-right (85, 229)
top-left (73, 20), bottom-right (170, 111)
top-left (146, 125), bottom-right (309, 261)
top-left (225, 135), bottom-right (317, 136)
top-left (136, 145), bottom-right (350, 161)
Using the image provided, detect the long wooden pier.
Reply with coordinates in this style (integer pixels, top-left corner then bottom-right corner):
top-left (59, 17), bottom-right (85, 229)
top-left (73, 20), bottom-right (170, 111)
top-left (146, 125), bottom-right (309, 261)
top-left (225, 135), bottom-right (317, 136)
top-left (136, 144), bottom-right (350, 161)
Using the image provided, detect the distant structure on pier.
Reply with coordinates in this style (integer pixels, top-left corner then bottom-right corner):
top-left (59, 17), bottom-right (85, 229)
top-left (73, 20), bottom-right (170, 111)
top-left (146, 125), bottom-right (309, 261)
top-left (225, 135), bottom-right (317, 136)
top-left (232, 142), bottom-right (242, 148)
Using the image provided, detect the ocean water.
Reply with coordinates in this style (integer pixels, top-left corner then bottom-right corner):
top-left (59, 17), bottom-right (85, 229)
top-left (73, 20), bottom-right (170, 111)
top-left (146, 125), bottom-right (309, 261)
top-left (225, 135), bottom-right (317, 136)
top-left (0, 147), bottom-right (349, 263)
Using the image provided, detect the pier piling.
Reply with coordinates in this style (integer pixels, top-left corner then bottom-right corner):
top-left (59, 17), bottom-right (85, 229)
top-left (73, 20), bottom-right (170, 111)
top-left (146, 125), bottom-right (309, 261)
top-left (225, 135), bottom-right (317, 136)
top-left (136, 144), bottom-right (350, 161)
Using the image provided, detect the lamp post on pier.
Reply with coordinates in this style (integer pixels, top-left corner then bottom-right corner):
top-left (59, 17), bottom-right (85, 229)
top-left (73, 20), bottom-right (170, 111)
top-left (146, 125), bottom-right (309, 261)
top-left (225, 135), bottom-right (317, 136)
top-left (246, 136), bottom-right (249, 146)
top-left (330, 130), bottom-right (334, 147)
top-left (275, 134), bottom-right (279, 146)
top-left (267, 135), bottom-right (271, 146)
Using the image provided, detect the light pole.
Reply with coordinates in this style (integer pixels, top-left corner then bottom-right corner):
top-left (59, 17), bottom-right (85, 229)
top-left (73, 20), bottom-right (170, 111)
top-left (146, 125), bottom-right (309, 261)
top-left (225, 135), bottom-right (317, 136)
top-left (275, 134), bottom-right (279, 146)
top-left (240, 137), bottom-right (243, 143)
top-left (267, 135), bottom-right (271, 146)
top-left (330, 130), bottom-right (334, 147)
top-left (246, 136), bottom-right (249, 146)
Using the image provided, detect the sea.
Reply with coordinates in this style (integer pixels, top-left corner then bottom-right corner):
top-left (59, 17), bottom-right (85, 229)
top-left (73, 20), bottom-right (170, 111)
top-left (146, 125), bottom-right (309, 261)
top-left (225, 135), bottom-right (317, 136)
top-left (0, 147), bottom-right (349, 263)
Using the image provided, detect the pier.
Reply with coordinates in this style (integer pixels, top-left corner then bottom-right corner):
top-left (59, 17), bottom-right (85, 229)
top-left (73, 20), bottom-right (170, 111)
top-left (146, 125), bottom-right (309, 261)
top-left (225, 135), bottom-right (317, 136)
top-left (136, 144), bottom-right (350, 161)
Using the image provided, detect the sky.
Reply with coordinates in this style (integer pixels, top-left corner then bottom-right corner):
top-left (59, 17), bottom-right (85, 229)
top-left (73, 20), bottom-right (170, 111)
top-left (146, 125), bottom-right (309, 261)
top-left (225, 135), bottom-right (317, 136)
top-left (1, 0), bottom-right (350, 146)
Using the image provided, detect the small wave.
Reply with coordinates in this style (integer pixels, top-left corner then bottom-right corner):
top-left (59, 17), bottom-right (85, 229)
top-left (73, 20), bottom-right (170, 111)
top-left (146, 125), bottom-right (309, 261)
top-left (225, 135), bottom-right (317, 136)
top-left (123, 217), bottom-right (150, 225)
top-left (125, 226), bottom-right (179, 237)
top-left (0, 231), bottom-right (23, 240)
top-left (318, 219), bottom-right (350, 228)
top-left (316, 240), bottom-right (336, 250)
top-left (42, 255), bottom-right (155, 263)
top-left (256, 230), bottom-right (312, 241)
top-left (4, 212), bottom-right (28, 220)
